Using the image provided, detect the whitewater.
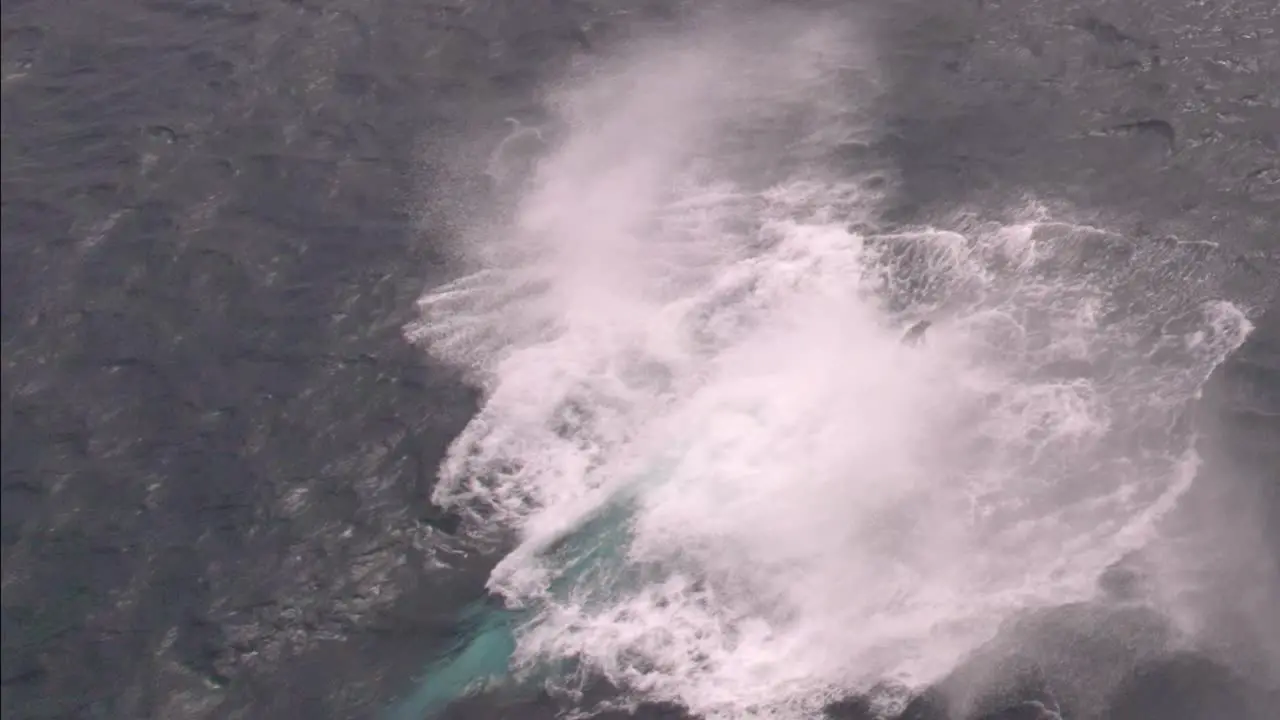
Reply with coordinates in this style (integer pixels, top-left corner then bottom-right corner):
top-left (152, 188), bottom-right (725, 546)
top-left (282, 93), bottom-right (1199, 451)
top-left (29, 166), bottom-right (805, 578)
top-left (401, 10), bottom-right (1255, 720)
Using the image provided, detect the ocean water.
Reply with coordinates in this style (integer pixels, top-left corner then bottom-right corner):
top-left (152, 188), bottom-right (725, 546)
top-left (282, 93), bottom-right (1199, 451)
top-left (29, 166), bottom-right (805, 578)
top-left (4, 1), bottom-right (1277, 719)
top-left (400, 9), bottom-right (1263, 718)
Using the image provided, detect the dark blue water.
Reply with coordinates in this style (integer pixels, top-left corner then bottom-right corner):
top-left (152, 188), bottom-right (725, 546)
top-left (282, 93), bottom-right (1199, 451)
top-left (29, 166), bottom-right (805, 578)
top-left (3, 1), bottom-right (1278, 719)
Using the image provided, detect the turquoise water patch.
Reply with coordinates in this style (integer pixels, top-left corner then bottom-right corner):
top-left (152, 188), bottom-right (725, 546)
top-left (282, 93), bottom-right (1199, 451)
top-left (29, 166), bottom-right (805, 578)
top-left (387, 450), bottom-right (688, 717)
top-left (384, 600), bottom-right (521, 720)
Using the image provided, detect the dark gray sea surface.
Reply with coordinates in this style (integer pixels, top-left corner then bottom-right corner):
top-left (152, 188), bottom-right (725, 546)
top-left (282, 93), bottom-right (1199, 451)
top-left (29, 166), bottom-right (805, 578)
top-left (2, 1), bottom-right (1277, 719)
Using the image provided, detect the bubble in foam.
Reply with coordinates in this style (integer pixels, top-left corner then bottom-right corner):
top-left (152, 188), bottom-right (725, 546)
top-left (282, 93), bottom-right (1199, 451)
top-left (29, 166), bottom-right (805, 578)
top-left (405, 11), bottom-right (1255, 719)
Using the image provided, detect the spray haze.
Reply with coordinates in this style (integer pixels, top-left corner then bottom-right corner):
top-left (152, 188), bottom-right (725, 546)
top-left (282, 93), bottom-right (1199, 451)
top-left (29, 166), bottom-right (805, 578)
top-left (407, 7), bottom-right (1257, 718)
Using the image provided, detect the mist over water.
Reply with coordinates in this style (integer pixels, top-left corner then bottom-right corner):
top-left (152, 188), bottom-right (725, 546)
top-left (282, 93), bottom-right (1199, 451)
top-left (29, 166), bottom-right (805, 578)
top-left (405, 9), bottom-right (1256, 718)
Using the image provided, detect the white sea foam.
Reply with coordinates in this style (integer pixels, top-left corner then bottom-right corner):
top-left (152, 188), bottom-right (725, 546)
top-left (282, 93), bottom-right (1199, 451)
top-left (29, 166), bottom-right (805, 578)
top-left (407, 9), bottom-right (1254, 719)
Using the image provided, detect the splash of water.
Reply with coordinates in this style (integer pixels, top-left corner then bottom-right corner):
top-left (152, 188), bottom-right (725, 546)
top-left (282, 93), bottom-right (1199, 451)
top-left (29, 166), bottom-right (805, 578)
top-left (402, 10), bottom-right (1254, 719)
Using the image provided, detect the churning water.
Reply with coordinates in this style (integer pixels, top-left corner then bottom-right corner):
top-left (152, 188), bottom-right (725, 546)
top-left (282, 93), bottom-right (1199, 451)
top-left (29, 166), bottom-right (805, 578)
top-left (401, 11), bottom-right (1254, 720)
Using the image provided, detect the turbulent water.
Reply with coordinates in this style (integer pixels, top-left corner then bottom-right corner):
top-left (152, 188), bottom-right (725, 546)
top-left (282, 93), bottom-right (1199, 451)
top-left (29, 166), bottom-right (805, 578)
top-left (3, 0), bottom-right (1278, 718)
top-left (401, 10), bottom-right (1258, 719)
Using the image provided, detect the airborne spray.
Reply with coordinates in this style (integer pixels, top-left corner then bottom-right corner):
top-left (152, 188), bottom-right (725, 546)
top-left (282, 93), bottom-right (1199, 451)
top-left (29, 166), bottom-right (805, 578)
top-left (396, 7), bottom-right (1254, 719)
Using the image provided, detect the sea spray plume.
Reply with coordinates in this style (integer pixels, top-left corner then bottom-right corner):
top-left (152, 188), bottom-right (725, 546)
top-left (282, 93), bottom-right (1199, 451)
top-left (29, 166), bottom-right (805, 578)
top-left (400, 10), bottom-right (882, 715)
top-left (407, 7), bottom-right (881, 538)
top-left (401, 7), bottom-right (1256, 719)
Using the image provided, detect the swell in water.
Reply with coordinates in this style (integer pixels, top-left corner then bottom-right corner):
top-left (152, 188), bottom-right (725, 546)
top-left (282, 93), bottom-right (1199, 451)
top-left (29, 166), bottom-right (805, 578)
top-left (398, 10), bottom-right (1255, 719)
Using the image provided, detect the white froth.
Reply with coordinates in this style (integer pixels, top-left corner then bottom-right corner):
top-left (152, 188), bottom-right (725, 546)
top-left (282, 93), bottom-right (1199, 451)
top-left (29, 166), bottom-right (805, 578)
top-left (407, 11), bottom-right (1254, 719)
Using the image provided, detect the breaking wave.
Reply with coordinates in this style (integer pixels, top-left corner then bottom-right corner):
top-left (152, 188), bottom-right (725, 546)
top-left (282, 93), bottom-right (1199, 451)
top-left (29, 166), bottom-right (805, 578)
top-left (401, 10), bottom-right (1254, 719)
